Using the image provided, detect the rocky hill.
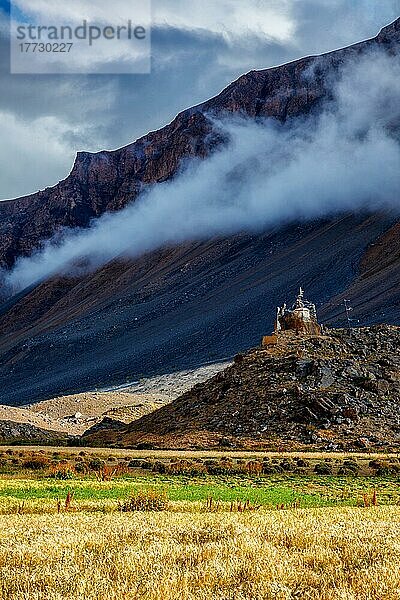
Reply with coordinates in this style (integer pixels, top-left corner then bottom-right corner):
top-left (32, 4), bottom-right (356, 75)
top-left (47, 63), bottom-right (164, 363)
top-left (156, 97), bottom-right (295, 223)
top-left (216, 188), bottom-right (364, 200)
top-left (0, 420), bottom-right (70, 444)
top-left (0, 19), bottom-right (399, 404)
top-left (83, 326), bottom-right (400, 451)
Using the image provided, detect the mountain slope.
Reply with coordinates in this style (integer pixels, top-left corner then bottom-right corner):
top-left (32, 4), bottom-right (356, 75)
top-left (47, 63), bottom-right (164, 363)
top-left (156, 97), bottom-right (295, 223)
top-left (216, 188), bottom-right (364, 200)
top-left (0, 19), bottom-right (399, 405)
top-left (0, 18), bottom-right (398, 269)
top-left (0, 213), bottom-right (397, 404)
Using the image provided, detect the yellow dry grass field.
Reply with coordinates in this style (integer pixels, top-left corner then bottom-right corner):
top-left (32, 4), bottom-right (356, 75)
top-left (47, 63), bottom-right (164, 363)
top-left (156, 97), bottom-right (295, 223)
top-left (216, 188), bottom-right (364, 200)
top-left (3, 445), bottom-right (400, 460)
top-left (1, 507), bottom-right (400, 599)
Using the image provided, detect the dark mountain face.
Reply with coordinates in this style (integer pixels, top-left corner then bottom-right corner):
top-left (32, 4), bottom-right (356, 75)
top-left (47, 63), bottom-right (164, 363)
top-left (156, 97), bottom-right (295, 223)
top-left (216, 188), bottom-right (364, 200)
top-left (0, 18), bottom-right (399, 405)
top-left (0, 213), bottom-right (398, 405)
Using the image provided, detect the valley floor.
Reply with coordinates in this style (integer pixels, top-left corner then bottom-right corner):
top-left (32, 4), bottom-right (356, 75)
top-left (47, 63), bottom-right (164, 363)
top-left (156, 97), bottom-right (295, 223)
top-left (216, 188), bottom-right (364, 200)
top-left (1, 449), bottom-right (400, 598)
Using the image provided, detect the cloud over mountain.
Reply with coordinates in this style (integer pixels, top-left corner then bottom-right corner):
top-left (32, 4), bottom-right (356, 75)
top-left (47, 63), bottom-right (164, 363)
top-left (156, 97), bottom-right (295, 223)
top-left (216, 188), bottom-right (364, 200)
top-left (6, 49), bottom-right (400, 291)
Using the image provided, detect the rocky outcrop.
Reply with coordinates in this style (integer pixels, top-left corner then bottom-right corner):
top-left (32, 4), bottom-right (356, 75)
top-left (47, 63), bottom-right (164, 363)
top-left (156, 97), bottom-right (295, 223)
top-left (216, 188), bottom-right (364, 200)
top-left (83, 417), bottom-right (128, 437)
top-left (85, 325), bottom-right (400, 450)
top-left (0, 420), bottom-right (70, 443)
top-left (0, 18), bottom-right (398, 270)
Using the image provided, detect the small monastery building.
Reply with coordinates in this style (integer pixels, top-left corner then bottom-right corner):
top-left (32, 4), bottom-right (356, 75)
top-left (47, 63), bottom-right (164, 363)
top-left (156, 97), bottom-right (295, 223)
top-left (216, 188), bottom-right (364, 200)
top-left (262, 288), bottom-right (321, 346)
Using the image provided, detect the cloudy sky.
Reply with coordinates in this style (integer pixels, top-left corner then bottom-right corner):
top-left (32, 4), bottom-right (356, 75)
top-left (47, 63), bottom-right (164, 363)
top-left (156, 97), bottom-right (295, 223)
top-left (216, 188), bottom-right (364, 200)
top-left (0, 0), bottom-right (399, 200)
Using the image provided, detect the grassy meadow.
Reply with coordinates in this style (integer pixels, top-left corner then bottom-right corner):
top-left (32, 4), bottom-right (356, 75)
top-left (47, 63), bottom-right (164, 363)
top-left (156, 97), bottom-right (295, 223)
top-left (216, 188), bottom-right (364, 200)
top-left (1, 447), bottom-right (400, 598)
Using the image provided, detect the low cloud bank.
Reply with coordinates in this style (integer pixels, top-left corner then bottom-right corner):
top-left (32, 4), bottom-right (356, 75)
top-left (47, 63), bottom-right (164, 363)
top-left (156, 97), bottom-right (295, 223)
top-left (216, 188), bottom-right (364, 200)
top-left (5, 50), bottom-right (400, 292)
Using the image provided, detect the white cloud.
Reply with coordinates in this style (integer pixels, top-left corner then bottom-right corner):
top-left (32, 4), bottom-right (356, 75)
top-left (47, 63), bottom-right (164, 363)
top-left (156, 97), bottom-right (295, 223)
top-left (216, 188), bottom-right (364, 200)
top-left (154, 0), bottom-right (294, 41)
top-left (5, 50), bottom-right (400, 291)
top-left (13, 0), bottom-right (151, 25)
top-left (0, 110), bottom-right (110, 200)
top-left (0, 112), bottom-right (76, 199)
top-left (11, 0), bottom-right (151, 74)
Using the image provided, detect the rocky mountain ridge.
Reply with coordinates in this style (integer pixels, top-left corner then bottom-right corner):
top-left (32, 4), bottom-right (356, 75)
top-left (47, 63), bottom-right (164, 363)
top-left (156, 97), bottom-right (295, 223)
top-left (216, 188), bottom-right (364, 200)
top-left (0, 18), bottom-right (398, 269)
top-left (0, 420), bottom-right (69, 444)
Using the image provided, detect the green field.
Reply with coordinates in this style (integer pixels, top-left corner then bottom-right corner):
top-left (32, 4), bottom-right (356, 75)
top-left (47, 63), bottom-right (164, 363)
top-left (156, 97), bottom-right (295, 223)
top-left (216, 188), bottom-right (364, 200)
top-left (0, 446), bottom-right (399, 514)
top-left (0, 473), bottom-right (399, 514)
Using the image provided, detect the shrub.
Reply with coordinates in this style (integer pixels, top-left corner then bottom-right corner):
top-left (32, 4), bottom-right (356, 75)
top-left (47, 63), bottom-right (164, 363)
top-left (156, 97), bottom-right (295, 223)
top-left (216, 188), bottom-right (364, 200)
top-left (74, 461), bottom-right (89, 474)
top-left (376, 462), bottom-right (400, 476)
top-left (150, 459), bottom-right (208, 476)
top-left (0, 458), bottom-right (12, 473)
top-left (280, 459), bottom-right (296, 472)
top-left (262, 460), bottom-right (278, 475)
top-left (314, 462), bottom-right (333, 475)
top-left (369, 459), bottom-right (381, 469)
top-left (129, 459), bottom-right (153, 470)
top-left (294, 467), bottom-right (308, 475)
top-left (338, 459), bottom-right (359, 475)
top-left (152, 461), bottom-right (167, 474)
top-left (22, 456), bottom-right (50, 470)
top-left (88, 458), bottom-right (105, 471)
top-left (204, 460), bottom-right (216, 469)
top-left (50, 468), bottom-right (75, 480)
top-left (295, 458), bottom-right (310, 468)
top-left (263, 462), bottom-right (283, 474)
top-left (206, 459), bottom-right (242, 476)
top-left (95, 463), bottom-right (130, 481)
top-left (370, 459), bottom-right (400, 475)
top-left (119, 489), bottom-right (168, 512)
top-left (244, 461), bottom-right (263, 475)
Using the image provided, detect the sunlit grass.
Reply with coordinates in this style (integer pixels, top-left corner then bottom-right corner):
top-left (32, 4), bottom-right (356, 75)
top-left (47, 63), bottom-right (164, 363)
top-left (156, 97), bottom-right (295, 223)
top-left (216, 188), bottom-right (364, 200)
top-left (1, 454), bottom-right (400, 598)
top-left (1, 507), bottom-right (400, 599)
